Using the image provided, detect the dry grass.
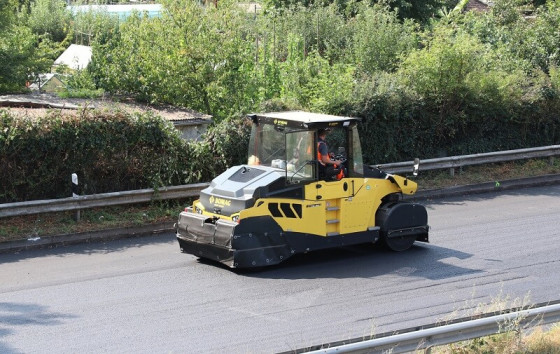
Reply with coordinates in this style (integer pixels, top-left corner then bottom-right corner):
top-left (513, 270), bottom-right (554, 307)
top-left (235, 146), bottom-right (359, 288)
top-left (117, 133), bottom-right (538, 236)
top-left (429, 292), bottom-right (560, 353)
top-left (0, 200), bottom-right (192, 243)
top-left (415, 158), bottom-right (560, 191)
top-left (523, 325), bottom-right (560, 353)
top-left (432, 324), bottom-right (560, 353)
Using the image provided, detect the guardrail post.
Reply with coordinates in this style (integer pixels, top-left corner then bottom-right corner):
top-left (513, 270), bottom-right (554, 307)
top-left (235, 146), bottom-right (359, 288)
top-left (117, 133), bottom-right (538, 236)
top-left (449, 168), bottom-right (455, 177)
top-left (72, 173), bottom-right (80, 222)
top-left (549, 156), bottom-right (555, 166)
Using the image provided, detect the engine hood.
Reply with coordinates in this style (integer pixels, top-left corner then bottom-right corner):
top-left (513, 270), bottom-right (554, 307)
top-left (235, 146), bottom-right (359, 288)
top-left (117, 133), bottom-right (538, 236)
top-left (199, 165), bottom-right (285, 216)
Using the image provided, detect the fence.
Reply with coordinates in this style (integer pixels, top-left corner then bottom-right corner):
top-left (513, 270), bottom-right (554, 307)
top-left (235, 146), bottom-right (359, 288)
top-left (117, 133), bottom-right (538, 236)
top-left (2, 145), bottom-right (560, 218)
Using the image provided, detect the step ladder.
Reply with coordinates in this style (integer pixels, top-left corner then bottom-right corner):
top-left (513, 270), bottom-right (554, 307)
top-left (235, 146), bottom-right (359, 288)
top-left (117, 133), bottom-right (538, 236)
top-left (325, 200), bottom-right (340, 236)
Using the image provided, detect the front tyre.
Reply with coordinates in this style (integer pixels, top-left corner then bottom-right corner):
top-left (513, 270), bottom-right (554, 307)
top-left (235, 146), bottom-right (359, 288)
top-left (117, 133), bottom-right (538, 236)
top-left (376, 202), bottom-right (429, 252)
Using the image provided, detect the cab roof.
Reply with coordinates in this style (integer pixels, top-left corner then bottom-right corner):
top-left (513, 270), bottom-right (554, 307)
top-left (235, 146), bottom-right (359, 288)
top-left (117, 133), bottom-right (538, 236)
top-left (248, 111), bottom-right (360, 130)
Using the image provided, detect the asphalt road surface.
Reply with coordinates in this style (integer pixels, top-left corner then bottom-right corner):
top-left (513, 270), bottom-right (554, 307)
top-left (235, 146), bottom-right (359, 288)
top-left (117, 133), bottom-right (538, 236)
top-left (1, 185), bottom-right (560, 353)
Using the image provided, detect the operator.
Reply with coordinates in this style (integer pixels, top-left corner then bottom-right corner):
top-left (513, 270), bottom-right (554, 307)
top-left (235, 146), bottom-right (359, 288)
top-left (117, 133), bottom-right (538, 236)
top-left (317, 128), bottom-right (345, 180)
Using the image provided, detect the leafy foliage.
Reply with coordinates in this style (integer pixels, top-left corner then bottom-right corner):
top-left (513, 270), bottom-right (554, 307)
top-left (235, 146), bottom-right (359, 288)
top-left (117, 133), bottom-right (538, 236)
top-left (2, 0), bottom-right (560, 200)
top-left (398, 25), bottom-right (525, 131)
top-left (0, 1), bottom-right (47, 93)
top-left (279, 46), bottom-right (355, 113)
top-left (263, 0), bottom-right (453, 23)
top-left (71, 7), bottom-right (120, 46)
top-left (91, 0), bottom-right (257, 121)
top-left (386, 0), bottom-right (453, 23)
top-left (349, 3), bottom-right (418, 74)
top-left (0, 110), bottom-right (197, 202)
top-left (27, 0), bottom-right (72, 43)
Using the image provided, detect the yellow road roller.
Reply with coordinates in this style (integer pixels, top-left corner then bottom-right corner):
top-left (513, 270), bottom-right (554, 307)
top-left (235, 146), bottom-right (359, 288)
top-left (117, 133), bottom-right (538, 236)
top-left (176, 111), bottom-right (429, 268)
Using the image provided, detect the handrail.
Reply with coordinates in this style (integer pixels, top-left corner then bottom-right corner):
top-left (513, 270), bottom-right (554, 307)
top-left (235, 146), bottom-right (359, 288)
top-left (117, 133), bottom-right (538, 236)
top-left (2, 144), bottom-right (560, 218)
top-left (304, 303), bottom-right (560, 354)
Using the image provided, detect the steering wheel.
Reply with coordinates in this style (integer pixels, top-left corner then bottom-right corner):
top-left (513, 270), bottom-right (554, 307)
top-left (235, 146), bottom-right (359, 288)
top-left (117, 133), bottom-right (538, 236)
top-left (332, 153), bottom-right (347, 164)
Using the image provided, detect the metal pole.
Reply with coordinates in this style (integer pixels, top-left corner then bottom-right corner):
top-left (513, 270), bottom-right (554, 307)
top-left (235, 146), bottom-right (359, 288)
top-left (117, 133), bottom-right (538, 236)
top-left (72, 173), bottom-right (80, 222)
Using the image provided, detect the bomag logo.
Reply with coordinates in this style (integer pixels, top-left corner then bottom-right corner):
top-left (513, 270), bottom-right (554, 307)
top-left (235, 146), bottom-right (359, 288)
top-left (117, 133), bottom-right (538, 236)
top-left (209, 196), bottom-right (231, 207)
top-left (274, 119), bottom-right (288, 126)
top-left (328, 122), bottom-right (339, 127)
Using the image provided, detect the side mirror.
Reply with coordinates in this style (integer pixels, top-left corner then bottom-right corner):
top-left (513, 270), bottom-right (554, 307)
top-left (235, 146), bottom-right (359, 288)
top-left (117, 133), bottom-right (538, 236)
top-left (412, 158), bottom-right (420, 177)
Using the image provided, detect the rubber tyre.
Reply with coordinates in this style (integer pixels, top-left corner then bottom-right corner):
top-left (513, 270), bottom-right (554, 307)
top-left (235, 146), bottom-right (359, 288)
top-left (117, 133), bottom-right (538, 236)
top-left (382, 233), bottom-right (416, 252)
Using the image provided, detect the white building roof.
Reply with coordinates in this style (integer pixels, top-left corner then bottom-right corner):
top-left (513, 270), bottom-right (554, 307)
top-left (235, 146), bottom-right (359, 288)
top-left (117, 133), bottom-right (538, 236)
top-left (53, 44), bottom-right (92, 70)
top-left (69, 4), bottom-right (162, 19)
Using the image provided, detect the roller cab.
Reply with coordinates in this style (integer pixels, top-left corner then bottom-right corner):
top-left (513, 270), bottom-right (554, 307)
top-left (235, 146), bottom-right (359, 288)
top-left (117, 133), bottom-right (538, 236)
top-left (176, 111), bottom-right (429, 268)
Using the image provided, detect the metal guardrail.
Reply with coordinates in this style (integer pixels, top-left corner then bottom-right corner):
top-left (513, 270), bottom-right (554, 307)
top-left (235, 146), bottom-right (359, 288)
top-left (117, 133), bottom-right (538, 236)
top-left (305, 303), bottom-right (560, 354)
top-left (0, 183), bottom-right (209, 218)
top-left (378, 145), bottom-right (560, 175)
top-left (2, 145), bottom-right (560, 218)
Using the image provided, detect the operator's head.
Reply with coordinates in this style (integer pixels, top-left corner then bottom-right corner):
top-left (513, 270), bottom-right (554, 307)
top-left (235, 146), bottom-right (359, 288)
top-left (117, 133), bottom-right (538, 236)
top-left (318, 128), bottom-right (330, 138)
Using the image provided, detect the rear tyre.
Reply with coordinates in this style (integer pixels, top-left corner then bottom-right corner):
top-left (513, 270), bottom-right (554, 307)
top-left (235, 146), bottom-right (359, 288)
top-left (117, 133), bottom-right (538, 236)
top-left (382, 234), bottom-right (416, 252)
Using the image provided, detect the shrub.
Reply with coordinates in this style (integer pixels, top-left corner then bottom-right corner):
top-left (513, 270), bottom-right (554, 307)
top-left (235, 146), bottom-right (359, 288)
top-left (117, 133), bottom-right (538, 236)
top-left (349, 3), bottom-right (418, 75)
top-left (91, 0), bottom-right (257, 121)
top-left (0, 108), bottom-right (257, 203)
top-left (0, 110), bottom-right (195, 203)
top-left (27, 0), bottom-right (72, 43)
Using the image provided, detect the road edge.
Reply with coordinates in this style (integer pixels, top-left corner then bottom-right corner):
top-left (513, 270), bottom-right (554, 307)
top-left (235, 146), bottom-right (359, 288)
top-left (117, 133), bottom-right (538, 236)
top-left (0, 221), bottom-right (174, 254)
top-left (2, 173), bottom-right (560, 254)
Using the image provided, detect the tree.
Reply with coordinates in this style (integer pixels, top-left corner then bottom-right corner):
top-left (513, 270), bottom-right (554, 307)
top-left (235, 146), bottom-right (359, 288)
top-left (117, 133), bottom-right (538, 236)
top-left (27, 0), bottom-right (72, 42)
top-left (0, 0), bottom-right (41, 93)
top-left (263, 0), bottom-right (453, 23)
top-left (92, 0), bottom-right (257, 120)
top-left (278, 35), bottom-right (355, 112)
top-left (386, 0), bottom-right (453, 22)
top-left (72, 7), bottom-right (120, 46)
top-left (398, 24), bottom-right (525, 140)
top-left (349, 3), bottom-right (418, 74)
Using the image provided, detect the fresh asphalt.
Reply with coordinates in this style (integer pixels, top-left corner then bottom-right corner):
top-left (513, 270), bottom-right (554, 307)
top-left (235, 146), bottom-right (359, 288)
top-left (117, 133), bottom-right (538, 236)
top-left (2, 181), bottom-right (560, 353)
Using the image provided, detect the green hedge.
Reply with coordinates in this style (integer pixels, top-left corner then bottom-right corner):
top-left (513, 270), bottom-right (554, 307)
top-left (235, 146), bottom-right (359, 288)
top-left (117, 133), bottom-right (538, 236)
top-left (1, 90), bottom-right (559, 204)
top-left (0, 110), bottom-right (185, 202)
top-left (348, 90), bottom-right (560, 165)
top-left (0, 109), bottom-right (252, 203)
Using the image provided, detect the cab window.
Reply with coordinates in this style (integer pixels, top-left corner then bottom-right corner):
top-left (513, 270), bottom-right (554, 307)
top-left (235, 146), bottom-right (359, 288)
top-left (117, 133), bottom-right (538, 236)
top-left (285, 130), bottom-right (315, 183)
